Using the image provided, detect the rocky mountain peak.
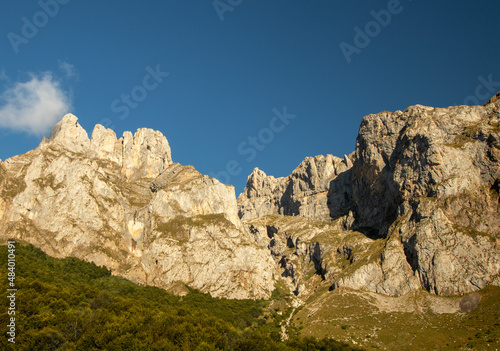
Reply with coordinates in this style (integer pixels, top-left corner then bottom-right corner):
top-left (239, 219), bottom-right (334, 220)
top-left (121, 127), bottom-right (173, 180)
top-left (238, 153), bottom-right (354, 222)
top-left (45, 113), bottom-right (90, 153)
top-left (0, 114), bottom-right (274, 300)
top-left (485, 91), bottom-right (500, 105)
top-left (89, 124), bottom-right (173, 181)
top-left (38, 115), bottom-right (174, 182)
top-left (243, 167), bottom-right (275, 198)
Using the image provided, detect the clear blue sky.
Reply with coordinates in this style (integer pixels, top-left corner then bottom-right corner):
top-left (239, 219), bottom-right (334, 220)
top-left (0, 1), bottom-right (499, 195)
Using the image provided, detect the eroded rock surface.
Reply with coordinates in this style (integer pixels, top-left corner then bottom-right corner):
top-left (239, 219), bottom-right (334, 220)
top-left (0, 114), bottom-right (275, 299)
top-left (237, 154), bottom-right (354, 222)
top-left (239, 95), bottom-right (500, 297)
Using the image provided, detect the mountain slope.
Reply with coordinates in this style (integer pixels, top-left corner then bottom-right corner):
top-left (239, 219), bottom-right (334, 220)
top-left (0, 243), bottom-right (362, 351)
top-left (238, 96), bottom-right (500, 297)
top-left (0, 115), bottom-right (274, 299)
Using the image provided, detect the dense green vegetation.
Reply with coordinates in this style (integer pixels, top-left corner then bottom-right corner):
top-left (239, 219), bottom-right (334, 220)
top-left (0, 242), bottom-right (362, 350)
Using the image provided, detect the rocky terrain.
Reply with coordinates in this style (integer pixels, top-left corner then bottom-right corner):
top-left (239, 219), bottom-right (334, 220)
top-left (0, 114), bottom-right (274, 299)
top-left (237, 153), bottom-right (354, 222)
top-left (0, 92), bottom-right (499, 304)
top-left (239, 94), bottom-right (500, 298)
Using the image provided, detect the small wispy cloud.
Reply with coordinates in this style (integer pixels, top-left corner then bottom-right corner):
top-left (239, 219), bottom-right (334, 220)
top-left (0, 72), bottom-right (72, 136)
top-left (58, 60), bottom-right (78, 79)
top-left (0, 69), bottom-right (8, 82)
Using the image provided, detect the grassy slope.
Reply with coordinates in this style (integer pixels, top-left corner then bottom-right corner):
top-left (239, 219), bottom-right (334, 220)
top-left (294, 285), bottom-right (500, 350)
top-left (0, 242), bottom-right (361, 351)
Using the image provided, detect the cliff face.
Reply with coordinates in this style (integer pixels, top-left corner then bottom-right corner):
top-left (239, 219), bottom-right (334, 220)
top-left (0, 114), bottom-right (275, 300)
top-left (238, 96), bottom-right (500, 297)
top-left (351, 102), bottom-right (500, 296)
top-left (1, 92), bottom-right (499, 301)
top-left (237, 153), bottom-right (354, 222)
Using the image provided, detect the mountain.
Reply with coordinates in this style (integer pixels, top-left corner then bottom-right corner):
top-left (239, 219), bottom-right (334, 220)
top-left (0, 93), bottom-right (499, 305)
top-left (238, 96), bottom-right (500, 298)
top-left (0, 114), bottom-right (274, 300)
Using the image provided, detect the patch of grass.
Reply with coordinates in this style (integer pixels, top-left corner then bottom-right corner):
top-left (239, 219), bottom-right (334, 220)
top-left (155, 213), bottom-right (230, 242)
top-left (271, 281), bottom-right (291, 301)
top-left (445, 121), bottom-right (499, 148)
top-left (33, 174), bottom-right (65, 192)
top-left (453, 225), bottom-right (495, 242)
top-left (0, 167), bottom-right (27, 200)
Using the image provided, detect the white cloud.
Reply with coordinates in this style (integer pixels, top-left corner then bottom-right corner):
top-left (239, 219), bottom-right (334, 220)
top-left (0, 72), bottom-right (72, 136)
top-left (0, 69), bottom-right (8, 82)
top-left (58, 60), bottom-right (78, 79)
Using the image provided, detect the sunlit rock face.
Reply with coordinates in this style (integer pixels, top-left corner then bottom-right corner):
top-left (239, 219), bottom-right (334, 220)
top-left (0, 114), bottom-right (275, 300)
top-left (239, 95), bottom-right (500, 297)
top-left (1, 92), bottom-right (499, 301)
top-left (237, 153), bottom-right (354, 222)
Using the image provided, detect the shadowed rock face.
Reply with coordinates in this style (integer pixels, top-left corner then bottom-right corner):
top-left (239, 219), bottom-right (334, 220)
top-left (1, 91), bottom-right (499, 301)
top-left (351, 100), bottom-right (500, 296)
top-left (239, 94), bottom-right (500, 297)
top-left (0, 114), bottom-right (275, 300)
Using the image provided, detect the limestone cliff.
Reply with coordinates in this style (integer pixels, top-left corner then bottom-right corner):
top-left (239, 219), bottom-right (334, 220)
top-left (239, 95), bottom-right (500, 297)
top-left (1, 91), bottom-right (498, 301)
top-left (237, 153), bottom-right (354, 222)
top-left (0, 114), bottom-right (275, 299)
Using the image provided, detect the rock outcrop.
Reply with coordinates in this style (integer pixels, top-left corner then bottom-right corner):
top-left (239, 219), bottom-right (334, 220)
top-left (0, 114), bottom-right (275, 299)
top-left (351, 100), bottom-right (500, 296)
top-left (1, 90), bottom-right (499, 301)
top-left (237, 153), bottom-right (354, 222)
top-left (239, 94), bottom-right (500, 297)
top-left (246, 215), bottom-right (420, 299)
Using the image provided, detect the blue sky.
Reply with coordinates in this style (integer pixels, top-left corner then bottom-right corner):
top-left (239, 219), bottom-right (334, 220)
top-left (0, 1), bottom-right (499, 195)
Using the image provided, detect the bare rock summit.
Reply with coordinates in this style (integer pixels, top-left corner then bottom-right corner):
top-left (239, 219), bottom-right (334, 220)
top-left (0, 115), bottom-right (274, 299)
top-left (238, 93), bottom-right (500, 298)
top-left (1, 91), bottom-right (499, 302)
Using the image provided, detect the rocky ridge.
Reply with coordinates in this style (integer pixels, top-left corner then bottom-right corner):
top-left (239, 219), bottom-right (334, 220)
top-left (0, 114), bottom-right (274, 299)
top-left (0, 92), bottom-right (499, 302)
top-left (238, 96), bottom-right (500, 297)
top-left (237, 153), bottom-right (354, 222)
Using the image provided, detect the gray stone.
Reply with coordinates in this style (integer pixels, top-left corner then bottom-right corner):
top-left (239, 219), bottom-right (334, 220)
top-left (0, 115), bottom-right (274, 299)
top-left (239, 91), bottom-right (500, 297)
